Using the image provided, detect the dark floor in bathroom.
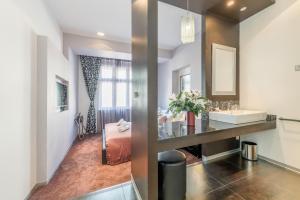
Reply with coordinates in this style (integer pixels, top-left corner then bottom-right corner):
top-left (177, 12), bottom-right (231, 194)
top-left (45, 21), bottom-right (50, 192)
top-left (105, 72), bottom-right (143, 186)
top-left (76, 153), bottom-right (300, 200)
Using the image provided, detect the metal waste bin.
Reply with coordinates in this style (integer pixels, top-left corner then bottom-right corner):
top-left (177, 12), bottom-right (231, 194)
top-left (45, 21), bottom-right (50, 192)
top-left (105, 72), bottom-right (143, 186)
top-left (242, 141), bottom-right (258, 161)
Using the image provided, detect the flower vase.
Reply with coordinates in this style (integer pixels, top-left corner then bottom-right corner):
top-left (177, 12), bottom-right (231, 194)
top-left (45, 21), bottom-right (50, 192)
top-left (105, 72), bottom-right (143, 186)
top-left (186, 111), bottom-right (195, 126)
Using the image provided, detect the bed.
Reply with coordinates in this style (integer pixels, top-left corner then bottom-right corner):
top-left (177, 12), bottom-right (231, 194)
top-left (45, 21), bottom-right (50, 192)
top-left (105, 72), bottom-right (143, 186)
top-left (102, 123), bottom-right (131, 165)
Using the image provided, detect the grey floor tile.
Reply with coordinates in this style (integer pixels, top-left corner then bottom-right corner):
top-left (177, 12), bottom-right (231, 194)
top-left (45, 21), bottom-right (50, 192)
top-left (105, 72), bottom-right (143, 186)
top-left (227, 175), bottom-right (299, 200)
top-left (202, 159), bottom-right (251, 185)
top-left (190, 187), bottom-right (243, 200)
top-left (76, 186), bottom-right (125, 200)
top-left (122, 183), bottom-right (137, 200)
top-left (187, 164), bottom-right (224, 199)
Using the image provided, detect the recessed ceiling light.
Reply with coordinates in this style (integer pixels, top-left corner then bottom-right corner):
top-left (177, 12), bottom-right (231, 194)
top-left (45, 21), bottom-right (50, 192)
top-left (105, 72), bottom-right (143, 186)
top-left (240, 6), bottom-right (247, 12)
top-left (227, 0), bottom-right (235, 7)
top-left (97, 32), bottom-right (105, 37)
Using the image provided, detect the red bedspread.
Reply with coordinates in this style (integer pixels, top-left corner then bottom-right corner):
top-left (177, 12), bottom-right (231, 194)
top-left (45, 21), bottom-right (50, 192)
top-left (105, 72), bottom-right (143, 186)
top-left (105, 123), bottom-right (131, 165)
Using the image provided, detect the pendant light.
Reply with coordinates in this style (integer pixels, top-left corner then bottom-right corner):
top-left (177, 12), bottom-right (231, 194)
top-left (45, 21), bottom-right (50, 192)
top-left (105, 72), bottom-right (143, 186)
top-left (181, 0), bottom-right (195, 44)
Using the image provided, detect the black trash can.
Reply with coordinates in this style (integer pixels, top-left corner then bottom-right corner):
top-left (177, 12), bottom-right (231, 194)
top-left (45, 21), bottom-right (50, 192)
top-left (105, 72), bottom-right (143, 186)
top-left (158, 150), bottom-right (186, 200)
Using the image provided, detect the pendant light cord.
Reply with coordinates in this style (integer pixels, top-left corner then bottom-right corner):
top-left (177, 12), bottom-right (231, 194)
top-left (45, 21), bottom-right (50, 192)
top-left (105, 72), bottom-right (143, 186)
top-left (187, 0), bottom-right (189, 10)
top-left (187, 0), bottom-right (190, 15)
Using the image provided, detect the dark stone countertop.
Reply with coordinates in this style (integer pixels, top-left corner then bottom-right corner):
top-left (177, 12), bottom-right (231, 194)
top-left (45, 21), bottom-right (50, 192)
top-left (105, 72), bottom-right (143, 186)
top-left (157, 119), bottom-right (276, 152)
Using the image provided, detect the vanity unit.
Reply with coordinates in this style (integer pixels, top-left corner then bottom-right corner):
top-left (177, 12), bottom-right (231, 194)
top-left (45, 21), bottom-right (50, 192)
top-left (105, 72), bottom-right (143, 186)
top-left (158, 119), bottom-right (276, 152)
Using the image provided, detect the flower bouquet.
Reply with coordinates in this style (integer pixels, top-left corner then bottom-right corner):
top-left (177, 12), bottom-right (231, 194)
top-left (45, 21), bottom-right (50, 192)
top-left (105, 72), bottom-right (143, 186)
top-left (168, 90), bottom-right (208, 126)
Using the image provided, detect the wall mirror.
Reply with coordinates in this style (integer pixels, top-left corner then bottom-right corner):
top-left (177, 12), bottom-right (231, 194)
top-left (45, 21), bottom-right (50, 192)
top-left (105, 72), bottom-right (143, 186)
top-left (212, 43), bottom-right (236, 96)
top-left (157, 1), bottom-right (202, 110)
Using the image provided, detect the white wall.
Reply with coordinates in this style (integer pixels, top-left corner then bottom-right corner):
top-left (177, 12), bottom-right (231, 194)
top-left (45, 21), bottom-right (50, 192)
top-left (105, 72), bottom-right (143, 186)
top-left (158, 62), bottom-right (172, 109)
top-left (63, 33), bottom-right (132, 59)
top-left (157, 38), bottom-right (202, 109)
top-left (45, 37), bottom-right (78, 181)
top-left (240, 0), bottom-right (300, 169)
top-left (68, 49), bottom-right (79, 123)
top-left (63, 33), bottom-right (172, 61)
top-left (13, 0), bottom-right (62, 50)
top-left (37, 36), bottom-right (78, 182)
top-left (0, 0), bottom-right (63, 199)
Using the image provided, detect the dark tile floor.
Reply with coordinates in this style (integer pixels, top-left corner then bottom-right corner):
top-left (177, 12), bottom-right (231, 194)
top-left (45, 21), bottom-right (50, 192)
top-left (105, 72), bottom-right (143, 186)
top-left (77, 153), bottom-right (300, 200)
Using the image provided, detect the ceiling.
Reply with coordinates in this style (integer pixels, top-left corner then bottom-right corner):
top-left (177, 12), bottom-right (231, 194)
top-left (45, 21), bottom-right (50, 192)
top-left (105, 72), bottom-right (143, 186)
top-left (43, 0), bottom-right (202, 50)
top-left (161, 0), bottom-right (275, 22)
top-left (208, 0), bottom-right (275, 22)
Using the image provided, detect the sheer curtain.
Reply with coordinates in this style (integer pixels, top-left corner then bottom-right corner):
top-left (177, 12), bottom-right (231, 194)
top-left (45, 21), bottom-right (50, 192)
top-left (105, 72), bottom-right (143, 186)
top-left (98, 58), bottom-right (131, 133)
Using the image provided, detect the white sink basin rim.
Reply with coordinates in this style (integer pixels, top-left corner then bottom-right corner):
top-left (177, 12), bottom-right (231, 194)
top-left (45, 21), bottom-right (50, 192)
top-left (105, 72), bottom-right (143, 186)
top-left (209, 110), bottom-right (267, 124)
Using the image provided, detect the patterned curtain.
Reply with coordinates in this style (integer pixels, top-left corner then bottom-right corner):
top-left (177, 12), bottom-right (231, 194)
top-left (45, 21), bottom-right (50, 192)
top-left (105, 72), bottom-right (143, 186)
top-left (79, 55), bottom-right (101, 133)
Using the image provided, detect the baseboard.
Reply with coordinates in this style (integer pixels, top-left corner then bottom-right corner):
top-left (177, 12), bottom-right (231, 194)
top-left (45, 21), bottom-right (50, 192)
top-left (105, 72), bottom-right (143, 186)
top-left (24, 182), bottom-right (47, 200)
top-left (202, 148), bottom-right (241, 162)
top-left (258, 155), bottom-right (300, 174)
top-left (131, 174), bottom-right (142, 200)
top-left (200, 150), bottom-right (300, 174)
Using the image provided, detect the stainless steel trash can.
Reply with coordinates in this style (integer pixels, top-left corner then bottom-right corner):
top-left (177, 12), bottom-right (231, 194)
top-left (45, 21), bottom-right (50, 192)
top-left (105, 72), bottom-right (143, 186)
top-left (242, 141), bottom-right (258, 161)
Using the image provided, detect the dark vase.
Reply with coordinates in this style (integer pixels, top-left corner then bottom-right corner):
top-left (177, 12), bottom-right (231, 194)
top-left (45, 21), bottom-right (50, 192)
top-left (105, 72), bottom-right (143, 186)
top-left (186, 111), bottom-right (195, 126)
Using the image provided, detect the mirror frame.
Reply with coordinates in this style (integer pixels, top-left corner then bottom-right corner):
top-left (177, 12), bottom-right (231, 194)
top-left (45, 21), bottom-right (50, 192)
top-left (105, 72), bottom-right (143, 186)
top-left (202, 14), bottom-right (240, 102)
top-left (212, 43), bottom-right (236, 96)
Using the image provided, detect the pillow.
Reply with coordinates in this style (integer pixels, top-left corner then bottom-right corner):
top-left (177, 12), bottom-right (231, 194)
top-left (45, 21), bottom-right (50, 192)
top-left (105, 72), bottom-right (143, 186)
top-left (118, 124), bottom-right (130, 132)
top-left (116, 118), bottom-right (125, 126)
top-left (121, 121), bottom-right (129, 126)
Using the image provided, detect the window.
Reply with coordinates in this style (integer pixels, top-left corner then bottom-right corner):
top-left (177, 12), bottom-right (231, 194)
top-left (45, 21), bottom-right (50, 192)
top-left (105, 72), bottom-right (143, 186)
top-left (99, 59), bottom-right (131, 109)
top-left (101, 82), bottom-right (113, 108)
top-left (180, 74), bottom-right (191, 92)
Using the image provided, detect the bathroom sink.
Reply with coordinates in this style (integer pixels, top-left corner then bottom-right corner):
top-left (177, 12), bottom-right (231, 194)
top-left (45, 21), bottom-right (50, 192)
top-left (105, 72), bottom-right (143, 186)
top-left (209, 110), bottom-right (267, 124)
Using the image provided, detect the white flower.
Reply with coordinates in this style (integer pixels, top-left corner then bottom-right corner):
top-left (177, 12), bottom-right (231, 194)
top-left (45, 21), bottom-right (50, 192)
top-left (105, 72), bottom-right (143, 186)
top-left (181, 92), bottom-right (186, 99)
top-left (169, 93), bottom-right (176, 101)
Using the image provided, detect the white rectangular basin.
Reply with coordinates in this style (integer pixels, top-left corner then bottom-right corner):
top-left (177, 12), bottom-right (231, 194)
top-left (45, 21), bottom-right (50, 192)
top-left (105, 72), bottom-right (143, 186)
top-left (209, 110), bottom-right (267, 124)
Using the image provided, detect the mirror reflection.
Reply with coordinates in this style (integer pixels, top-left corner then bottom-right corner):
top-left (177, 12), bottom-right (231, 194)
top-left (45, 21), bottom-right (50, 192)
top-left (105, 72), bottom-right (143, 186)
top-left (157, 2), bottom-right (203, 124)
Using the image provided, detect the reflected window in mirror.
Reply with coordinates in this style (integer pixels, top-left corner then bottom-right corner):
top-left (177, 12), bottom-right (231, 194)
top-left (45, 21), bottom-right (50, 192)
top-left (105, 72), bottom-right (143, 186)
top-left (180, 74), bottom-right (191, 92)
